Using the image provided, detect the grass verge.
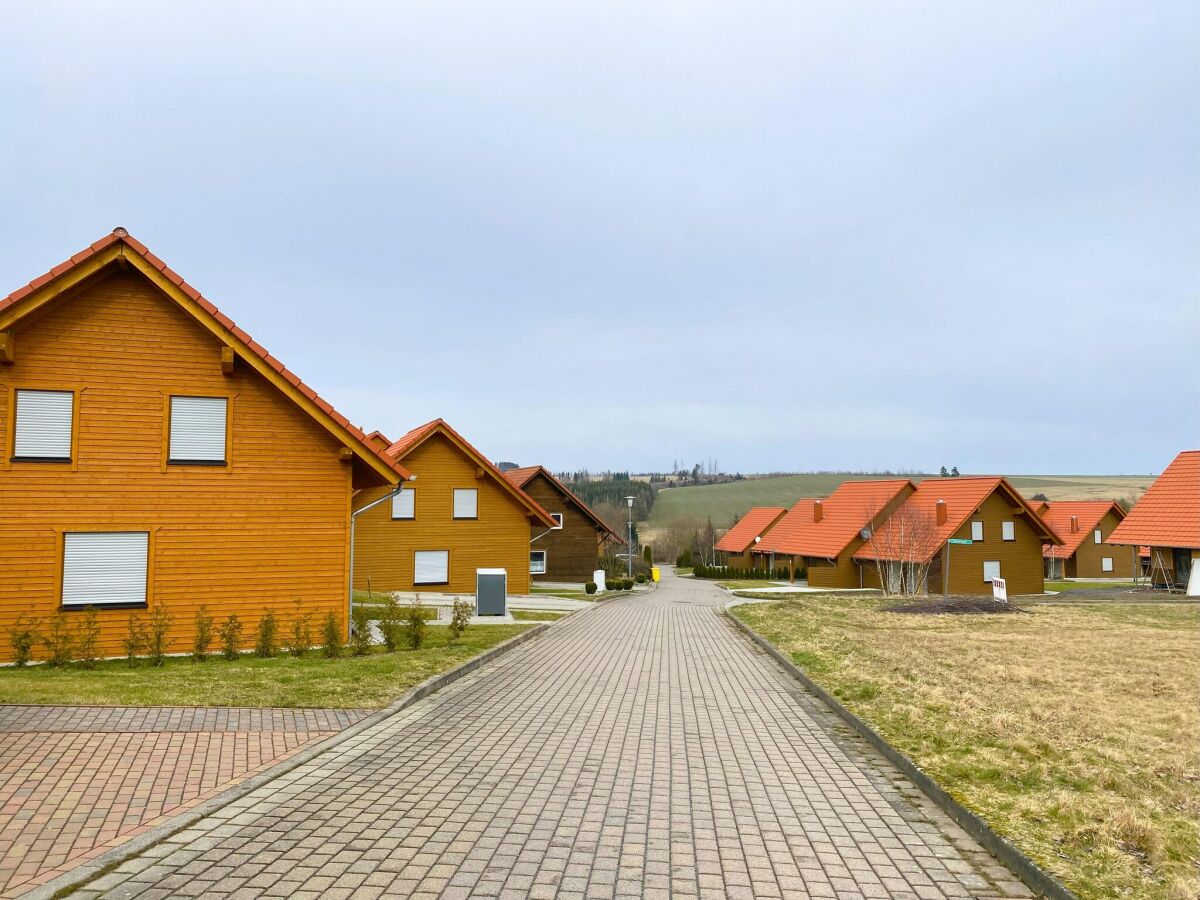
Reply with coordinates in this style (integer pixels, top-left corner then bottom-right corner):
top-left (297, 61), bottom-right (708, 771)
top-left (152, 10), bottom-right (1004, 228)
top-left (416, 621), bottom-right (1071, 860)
top-left (1044, 580), bottom-right (1138, 593)
top-left (731, 594), bottom-right (1199, 900)
top-left (0, 625), bottom-right (531, 709)
top-left (511, 610), bottom-right (568, 622)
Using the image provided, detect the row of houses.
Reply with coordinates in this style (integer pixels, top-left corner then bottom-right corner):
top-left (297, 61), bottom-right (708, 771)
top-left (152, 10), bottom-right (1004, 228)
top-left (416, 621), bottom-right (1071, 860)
top-left (717, 456), bottom-right (1199, 596)
top-left (0, 230), bottom-right (618, 663)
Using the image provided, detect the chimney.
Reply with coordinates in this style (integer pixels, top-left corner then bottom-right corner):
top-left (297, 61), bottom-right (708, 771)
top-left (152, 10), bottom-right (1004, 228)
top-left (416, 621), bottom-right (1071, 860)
top-left (813, 500), bottom-right (824, 523)
top-left (1070, 515), bottom-right (1078, 533)
top-left (936, 499), bottom-right (947, 526)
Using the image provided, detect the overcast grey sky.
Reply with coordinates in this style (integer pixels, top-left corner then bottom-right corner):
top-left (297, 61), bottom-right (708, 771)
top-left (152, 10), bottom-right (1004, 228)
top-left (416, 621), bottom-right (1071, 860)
top-left (1, 2), bottom-right (1195, 475)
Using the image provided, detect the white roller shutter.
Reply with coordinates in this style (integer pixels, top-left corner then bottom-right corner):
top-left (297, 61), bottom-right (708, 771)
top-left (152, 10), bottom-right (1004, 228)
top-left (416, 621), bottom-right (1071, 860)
top-left (982, 560), bottom-right (1001, 583)
top-left (414, 550), bottom-right (449, 584)
top-left (391, 488), bottom-right (415, 519)
top-left (14, 390), bottom-right (73, 459)
top-left (169, 396), bottom-right (227, 462)
top-left (62, 532), bottom-right (149, 607)
top-left (453, 489), bottom-right (478, 519)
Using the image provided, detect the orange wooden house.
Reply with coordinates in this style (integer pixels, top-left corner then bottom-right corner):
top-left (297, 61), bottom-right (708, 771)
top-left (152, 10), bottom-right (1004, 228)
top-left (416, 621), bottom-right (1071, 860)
top-left (714, 507), bottom-right (787, 567)
top-left (1038, 500), bottom-right (1135, 579)
top-left (352, 420), bottom-right (557, 596)
top-left (502, 466), bottom-right (621, 583)
top-left (854, 477), bottom-right (1061, 596)
top-left (753, 480), bottom-right (914, 586)
top-left (1110, 450), bottom-right (1199, 592)
top-left (0, 229), bottom-right (410, 663)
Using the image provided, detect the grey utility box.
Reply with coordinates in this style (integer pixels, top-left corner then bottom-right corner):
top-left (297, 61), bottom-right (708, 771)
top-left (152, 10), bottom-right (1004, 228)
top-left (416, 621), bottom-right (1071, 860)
top-left (475, 568), bottom-right (508, 617)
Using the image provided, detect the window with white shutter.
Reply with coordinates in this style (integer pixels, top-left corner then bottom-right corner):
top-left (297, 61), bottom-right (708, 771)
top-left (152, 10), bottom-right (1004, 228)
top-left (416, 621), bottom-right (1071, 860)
top-left (530, 551), bottom-right (547, 574)
top-left (391, 488), bottom-right (415, 519)
top-left (453, 489), bottom-right (478, 519)
top-left (169, 396), bottom-right (227, 463)
top-left (982, 560), bottom-right (1001, 583)
top-left (414, 551), bottom-right (449, 584)
top-left (1102, 557), bottom-right (1114, 572)
top-left (13, 390), bottom-right (74, 460)
top-left (62, 532), bottom-right (149, 607)
top-left (1001, 521), bottom-right (1015, 541)
top-left (1094, 529), bottom-right (1103, 544)
top-left (970, 521), bottom-right (983, 542)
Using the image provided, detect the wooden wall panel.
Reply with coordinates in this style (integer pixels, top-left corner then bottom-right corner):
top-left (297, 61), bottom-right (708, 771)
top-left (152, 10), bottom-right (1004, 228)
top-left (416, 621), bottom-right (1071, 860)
top-left (520, 473), bottom-right (604, 583)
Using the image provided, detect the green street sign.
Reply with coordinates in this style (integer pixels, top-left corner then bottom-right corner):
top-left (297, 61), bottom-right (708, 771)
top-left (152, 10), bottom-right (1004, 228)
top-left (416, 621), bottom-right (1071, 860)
top-left (948, 538), bottom-right (973, 545)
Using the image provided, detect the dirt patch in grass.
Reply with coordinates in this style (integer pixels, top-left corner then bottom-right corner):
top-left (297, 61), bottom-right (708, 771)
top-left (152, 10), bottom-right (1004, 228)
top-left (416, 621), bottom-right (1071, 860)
top-left (886, 596), bottom-right (1029, 615)
top-left (732, 594), bottom-right (1200, 900)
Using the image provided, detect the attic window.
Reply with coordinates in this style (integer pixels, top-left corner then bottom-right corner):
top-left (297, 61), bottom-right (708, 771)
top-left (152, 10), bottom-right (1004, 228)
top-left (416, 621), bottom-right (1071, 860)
top-left (12, 389), bottom-right (74, 461)
top-left (391, 488), bottom-right (415, 520)
top-left (1001, 521), bottom-right (1015, 542)
top-left (970, 521), bottom-right (984, 542)
top-left (550, 513), bottom-right (564, 530)
top-left (453, 489), bottom-right (478, 520)
top-left (1094, 529), bottom-right (1102, 544)
top-left (168, 396), bottom-right (227, 464)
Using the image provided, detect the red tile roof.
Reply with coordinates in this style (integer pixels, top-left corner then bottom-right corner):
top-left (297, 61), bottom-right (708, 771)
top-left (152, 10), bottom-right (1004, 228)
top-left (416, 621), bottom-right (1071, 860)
top-left (715, 507), bottom-right (788, 553)
top-left (503, 466), bottom-right (622, 541)
top-left (1109, 451), bottom-right (1200, 549)
top-left (0, 228), bottom-right (410, 483)
top-left (757, 480), bottom-right (914, 558)
top-left (1039, 500), bottom-right (1126, 560)
top-left (854, 477), bottom-right (1061, 564)
top-left (385, 419), bottom-right (557, 528)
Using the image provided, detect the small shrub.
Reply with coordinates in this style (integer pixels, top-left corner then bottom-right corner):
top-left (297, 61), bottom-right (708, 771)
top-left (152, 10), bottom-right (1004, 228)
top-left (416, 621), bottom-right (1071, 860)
top-left (322, 612), bottom-right (343, 658)
top-left (147, 603), bottom-right (174, 667)
top-left (289, 600), bottom-right (313, 657)
top-left (122, 612), bottom-right (148, 667)
top-left (42, 613), bottom-right (74, 668)
top-left (404, 596), bottom-right (426, 650)
top-left (449, 597), bottom-right (472, 642)
top-left (349, 605), bottom-right (373, 657)
top-left (584, 582), bottom-right (597, 596)
top-left (219, 614), bottom-right (243, 661)
top-left (636, 574), bottom-right (646, 584)
top-left (192, 606), bottom-right (214, 662)
top-left (255, 609), bottom-right (279, 658)
top-left (9, 616), bottom-right (40, 667)
top-left (75, 607), bottom-right (101, 669)
top-left (376, 596), bottom-right (403, 652)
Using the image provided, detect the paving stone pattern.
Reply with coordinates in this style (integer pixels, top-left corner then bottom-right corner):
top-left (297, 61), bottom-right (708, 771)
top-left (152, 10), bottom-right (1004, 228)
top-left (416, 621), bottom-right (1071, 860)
top-left (71, 571), bottom-right (1032, 899)
top-left (0, 707), bottom-right (368, 897)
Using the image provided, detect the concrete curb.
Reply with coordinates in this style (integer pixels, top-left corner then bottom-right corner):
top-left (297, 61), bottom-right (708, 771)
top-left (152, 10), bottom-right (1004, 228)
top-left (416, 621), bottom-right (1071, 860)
top-left (26, 624), bottom-right (549, 900)
top-left (723, 610), bottom-right (1078, 900)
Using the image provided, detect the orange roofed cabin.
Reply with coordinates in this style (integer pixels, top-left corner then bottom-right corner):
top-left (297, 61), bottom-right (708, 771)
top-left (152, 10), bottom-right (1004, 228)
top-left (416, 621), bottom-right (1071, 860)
top-left (1109, 450), bottom-right (1200, 592)
top-left (714, 507), bottom-right (787, 568)
top-left (503, 466), bottom-right (621, 583)
top-left (0, 230), bottom-right (408, 663)
top-left (854, 477), bottom-right (1061, 596)
top-left (352, 420), bottom-right (556, 596)
top-left (1038, 500), bottom-right (1136, 579)
top-left (755, 480), bottom-right (915, 587)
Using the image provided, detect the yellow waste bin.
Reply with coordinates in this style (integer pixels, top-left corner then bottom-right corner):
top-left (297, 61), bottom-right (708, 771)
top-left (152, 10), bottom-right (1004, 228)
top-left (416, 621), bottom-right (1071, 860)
top-left (651, 566), bottom-right (661, 582)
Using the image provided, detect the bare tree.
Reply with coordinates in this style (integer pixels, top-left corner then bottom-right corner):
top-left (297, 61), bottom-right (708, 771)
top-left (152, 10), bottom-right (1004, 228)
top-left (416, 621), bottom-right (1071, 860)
top-left (862, 501), bottom-right (939, 597)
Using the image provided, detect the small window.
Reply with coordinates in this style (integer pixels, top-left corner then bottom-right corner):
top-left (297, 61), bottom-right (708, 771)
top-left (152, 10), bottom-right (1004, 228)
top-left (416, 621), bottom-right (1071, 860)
top-left (414, 550), bottom-right (449, 584)
top-left (970, 521), bottom-right (984, 542)
top-left (169, 396), bottom-right (227, 464)
top-left (983, 560), bottom-right (1001, 582)
top-left (1094, 529), bottom-right (1103, 544)
top-left (13, 389), bottom-right (74, 460)
top-left (530, 550), bottom-right (547, 574)
top-left (62, 532), bottom-right (149, 607)
top-left (1001, 521), bottom-right (1015, 542)
top-left (453, 489), bottom-right (478, 519)
top-left (1102, 557), bottom-right (1114, 572)
top-left (550, 513), bottom-right (564, 530)
top-left (391, 488), bottom-right (415, 520)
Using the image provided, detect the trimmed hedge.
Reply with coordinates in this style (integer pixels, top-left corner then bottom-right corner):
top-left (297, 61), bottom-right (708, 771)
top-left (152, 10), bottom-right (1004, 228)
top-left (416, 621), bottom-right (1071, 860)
top-left (692, 564), bottom-right (798, 581)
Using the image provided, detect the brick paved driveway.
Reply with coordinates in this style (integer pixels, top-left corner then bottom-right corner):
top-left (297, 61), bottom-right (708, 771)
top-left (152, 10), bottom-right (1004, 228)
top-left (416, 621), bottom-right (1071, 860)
top-left (0, 707), bottom-right (367, 897)
top-left (66, 572), bottom-right (1030, 899)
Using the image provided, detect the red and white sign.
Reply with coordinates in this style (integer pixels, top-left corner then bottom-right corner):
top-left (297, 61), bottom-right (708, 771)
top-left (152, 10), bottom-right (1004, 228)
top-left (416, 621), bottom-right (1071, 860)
top-left (992, 577), bottom-right (1008, 602)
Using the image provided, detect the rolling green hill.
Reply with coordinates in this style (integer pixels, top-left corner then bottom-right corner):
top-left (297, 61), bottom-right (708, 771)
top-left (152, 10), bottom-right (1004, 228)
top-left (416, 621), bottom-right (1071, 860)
top-left (645, 473), bottom-right (1153, 530)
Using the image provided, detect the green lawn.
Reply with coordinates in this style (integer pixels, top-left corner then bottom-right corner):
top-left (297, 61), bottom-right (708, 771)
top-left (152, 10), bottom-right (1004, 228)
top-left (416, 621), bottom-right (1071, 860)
top-left (511, 610), bottom-right (569, 622)
top-left (1044, 580), bottom-right (1138, 593)
top-left (0, 625), bottom-right (531, 709)
top-left (731, 594), bottom-right (1199, 900)
top-left (717, 579), bottom-right (789, 590)
top-left (531, 587), bottom-right (594, 602)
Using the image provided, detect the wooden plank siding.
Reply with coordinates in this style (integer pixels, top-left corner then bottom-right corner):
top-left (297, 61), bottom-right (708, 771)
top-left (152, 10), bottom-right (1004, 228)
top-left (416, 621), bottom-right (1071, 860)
top-left (518, 472), bottom-right (605, 583)
top-left (0, 271), bottom-right (356, 662)
top-left (353, 434), bottom-right (534, 595)
top-left (1061, 509), bottom-right (1138, 578)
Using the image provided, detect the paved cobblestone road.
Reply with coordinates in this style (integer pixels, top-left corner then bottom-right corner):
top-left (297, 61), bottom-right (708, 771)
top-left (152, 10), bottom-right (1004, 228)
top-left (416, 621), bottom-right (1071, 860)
top-left (74, 572), bottom-right (1030, 899)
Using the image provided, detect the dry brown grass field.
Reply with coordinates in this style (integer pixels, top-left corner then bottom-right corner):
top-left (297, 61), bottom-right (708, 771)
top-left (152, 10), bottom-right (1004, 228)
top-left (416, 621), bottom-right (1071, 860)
top-left (731, 595), bottom-right (1200, 900)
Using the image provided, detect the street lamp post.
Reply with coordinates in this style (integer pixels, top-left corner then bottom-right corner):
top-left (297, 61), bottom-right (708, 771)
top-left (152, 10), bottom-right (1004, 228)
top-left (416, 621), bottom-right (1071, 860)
top-left (625, 496), bottom-right (636, 579)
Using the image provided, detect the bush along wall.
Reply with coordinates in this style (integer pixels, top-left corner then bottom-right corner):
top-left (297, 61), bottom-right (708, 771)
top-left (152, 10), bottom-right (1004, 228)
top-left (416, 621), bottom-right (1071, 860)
top-left (692, 564), bottom-right (791, 581)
